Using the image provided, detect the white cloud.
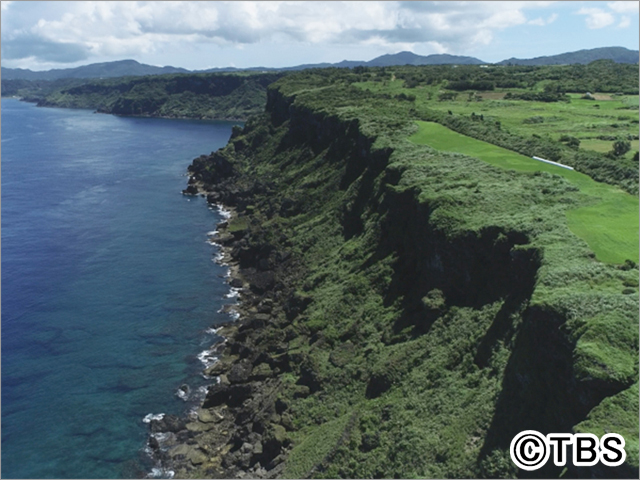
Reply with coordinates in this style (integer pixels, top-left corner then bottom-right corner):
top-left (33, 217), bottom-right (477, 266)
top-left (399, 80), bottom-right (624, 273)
top-left (529, 13), bottom-right (558, 26)
top-left (1, 1), bottom-right (12, 11)
top-left (607, 1), bottom-right (639, 14)
top-left (577, 7), bottom-right (615, 29)
top-left (0, 1), bottom-right (567, 68)
top-left (618, 16), bottom-right (631, 28)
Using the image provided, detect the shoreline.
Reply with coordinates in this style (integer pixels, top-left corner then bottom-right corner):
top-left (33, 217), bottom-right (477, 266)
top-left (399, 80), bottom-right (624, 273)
top-left (144, 178), bottom-right (290, 479)
top-left (5, 96), bottom-right (251, 123)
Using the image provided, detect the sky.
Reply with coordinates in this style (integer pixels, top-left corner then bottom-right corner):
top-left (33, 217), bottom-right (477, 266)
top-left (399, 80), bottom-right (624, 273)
top-left (1, 1), bottom-right (638, 71)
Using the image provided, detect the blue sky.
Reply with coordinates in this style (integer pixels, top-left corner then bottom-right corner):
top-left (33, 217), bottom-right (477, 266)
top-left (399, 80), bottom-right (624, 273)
top-left (1, 1), bottom-right (638, 70)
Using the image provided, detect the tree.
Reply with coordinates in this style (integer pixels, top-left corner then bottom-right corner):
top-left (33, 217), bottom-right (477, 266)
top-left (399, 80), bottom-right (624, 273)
top-left (611, 139), bottom-right (631, 157)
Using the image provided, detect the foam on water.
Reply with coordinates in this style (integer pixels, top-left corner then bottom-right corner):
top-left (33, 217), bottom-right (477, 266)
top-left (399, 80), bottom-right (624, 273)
top-left (224, 287), bottom-right (241, 299)
top-left (197, 349), bottom-right (218, 368)
top-left (216, 204), bottom-right (232, 219)
top-left (147, 467), bottom-right (175, 479)
top-left (142, 413), bottom-right (165, 424)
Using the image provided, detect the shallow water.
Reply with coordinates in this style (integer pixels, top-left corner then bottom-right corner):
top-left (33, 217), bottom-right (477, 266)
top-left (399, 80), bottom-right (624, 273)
top-left (1, 99), bottom-right (239, 478)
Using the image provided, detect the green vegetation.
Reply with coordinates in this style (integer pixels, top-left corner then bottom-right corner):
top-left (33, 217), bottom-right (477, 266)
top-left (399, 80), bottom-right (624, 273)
top-left (408, 121), bottom-right (639, 264)
top-left (353, 62), bottom-right (639, 169)
top-left (10, 59), bottom-right (637, 477)
top-left (3, 72), bottom-right (287, 120)
top-left (189, 63), bottom-right (638, 478)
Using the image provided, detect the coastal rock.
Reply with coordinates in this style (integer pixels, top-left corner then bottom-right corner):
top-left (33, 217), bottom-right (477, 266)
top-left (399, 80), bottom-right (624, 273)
top-left (203, 383), bottom-right (253, 408)
top-left (257, 303), bottom-right (272, 314)
top-left (176, 384), bottom-right (190, 401)
top-left (169, 443), bottom-right (191, 458)
top-left (188, 448), bottom-right (208, 465)
top-left (250, 363), bottom-right (273, 381)
top-left (186, 420), bottom-right (215, 432)
top-left (150, 414), bottom-right (186, 433)
top-left (197, 408), bottom-right (223, 424)
top-left (249, 271), bottom-right (276, 294)
top-left (228, 360), bottom-right (253, 384)
top-left (182, 185), bottom-right (199, 195)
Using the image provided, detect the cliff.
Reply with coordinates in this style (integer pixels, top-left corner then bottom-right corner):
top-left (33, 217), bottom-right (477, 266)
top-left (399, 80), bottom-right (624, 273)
top-left (150, 70), bottom-right (638, 478)
top-left (3, 72), bottom-right (287, 120)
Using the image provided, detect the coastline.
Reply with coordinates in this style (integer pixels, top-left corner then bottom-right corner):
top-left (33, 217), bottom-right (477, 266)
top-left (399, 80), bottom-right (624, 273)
top-left (6, 96), bottom-right (252, 123)
top-left (145, 177), bottom-right (292, 479)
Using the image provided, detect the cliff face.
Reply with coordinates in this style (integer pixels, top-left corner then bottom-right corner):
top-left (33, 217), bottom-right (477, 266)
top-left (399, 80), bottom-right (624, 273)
top-left (165, 73), bottom-right (638, 478)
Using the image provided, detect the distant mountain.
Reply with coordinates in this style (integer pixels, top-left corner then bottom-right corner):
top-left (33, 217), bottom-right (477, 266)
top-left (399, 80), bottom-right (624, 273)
top-left (0, 52), bottom-right (487, 81)
top-left (498, 46), bottom-right (639, 66)
top-left (2, 47), bottom-right (637, 81)
top-left (198, 52), bottom-right (485, 73)
top-left (1, 59), bottom-right (189, 81)
top-left (366, 51), bottom-right (485, 66)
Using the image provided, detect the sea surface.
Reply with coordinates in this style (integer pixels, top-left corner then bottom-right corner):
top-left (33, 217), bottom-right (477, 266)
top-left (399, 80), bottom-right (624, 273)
top-left (1, 98), bottom-right (239, 478)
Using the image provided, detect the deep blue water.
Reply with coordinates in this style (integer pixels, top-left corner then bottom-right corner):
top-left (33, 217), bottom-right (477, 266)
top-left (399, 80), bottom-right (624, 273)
top-left (1, 99), bottom-right (239, 478)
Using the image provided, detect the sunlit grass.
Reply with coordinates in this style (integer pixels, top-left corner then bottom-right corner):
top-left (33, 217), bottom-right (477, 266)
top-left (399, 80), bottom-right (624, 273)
top-left (409, 121), bottom-right (639, 264)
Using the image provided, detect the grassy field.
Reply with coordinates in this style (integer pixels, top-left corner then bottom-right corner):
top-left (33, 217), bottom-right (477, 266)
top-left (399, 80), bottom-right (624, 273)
top-left (355, 80), bottom-right (639, 161)
top-left (409, 121), bottom-right (639, 264)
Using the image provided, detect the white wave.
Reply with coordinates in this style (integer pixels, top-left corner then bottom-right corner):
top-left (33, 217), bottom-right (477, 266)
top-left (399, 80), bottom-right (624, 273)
top-left (224, 287), bottom-right (240, 299)
top-left (151, 432), bottom-right (173, 443)
top-left (216, 204), bottom-right (232, 219)
top-left (142, 413), bottom-right (165, 424)
top-left (147, 467), bottom-right (175, 479)
top-left (197, 349), bottom-right (218, 368)
top-left (175, 386), bottom-right (189, 401)
top-left (188, 407), bottom-right (199, 420)
top-left (206, 326), bottom-right (222, 335)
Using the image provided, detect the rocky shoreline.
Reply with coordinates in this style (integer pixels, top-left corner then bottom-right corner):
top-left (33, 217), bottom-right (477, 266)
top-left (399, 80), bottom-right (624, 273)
top-left (144, 154), bottom-right (299, 479)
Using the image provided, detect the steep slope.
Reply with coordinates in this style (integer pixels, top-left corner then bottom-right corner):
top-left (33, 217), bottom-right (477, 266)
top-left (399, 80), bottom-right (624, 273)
top-left (152, 70), bottom-right (638, 478)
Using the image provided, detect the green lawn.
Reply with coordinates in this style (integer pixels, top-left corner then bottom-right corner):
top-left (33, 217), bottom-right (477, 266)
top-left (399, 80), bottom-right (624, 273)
top-left (409, 121), bottom-right (639, 264)
top-left (355, 80), bottom-right (639, 159)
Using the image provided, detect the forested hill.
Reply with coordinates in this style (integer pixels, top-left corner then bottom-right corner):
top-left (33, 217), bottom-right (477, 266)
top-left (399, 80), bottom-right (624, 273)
top-left (0, 59), bottom-right (189, 81)
top-left (4, 72), bottom-right (287, 120)
top-left (499, 46), bottom-right (639, 66)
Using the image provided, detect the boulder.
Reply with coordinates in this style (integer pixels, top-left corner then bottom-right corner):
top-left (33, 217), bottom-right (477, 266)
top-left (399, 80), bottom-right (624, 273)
top-left (228, 361), bottom-right (253, 384)
top-left (249, 272), bottom-right (276, 294)
top-left (187, 447), bottom-right (209, 465)
top-left (197, 408), bottom-right (223, 424)
top-left (186, 421), bottom-right (215, 432)
top-left (203, 383), bottom-right (253, 408)
top-left (169, 443), bottom-right (191, 458)
top-left (150, 414), bottom-right (186, 433)
top-left (250, 363), bottom-right (273, 381)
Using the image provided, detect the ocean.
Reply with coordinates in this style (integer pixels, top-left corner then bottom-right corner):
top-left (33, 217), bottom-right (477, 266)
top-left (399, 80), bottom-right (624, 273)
top-left (1, 98), bottom-right (238, 478)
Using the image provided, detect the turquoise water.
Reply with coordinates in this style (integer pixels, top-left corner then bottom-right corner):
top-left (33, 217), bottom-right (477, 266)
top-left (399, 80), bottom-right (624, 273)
top-left (1, 99), bottom-right (239, 478)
